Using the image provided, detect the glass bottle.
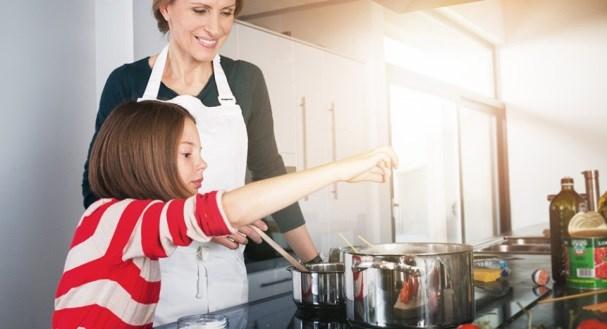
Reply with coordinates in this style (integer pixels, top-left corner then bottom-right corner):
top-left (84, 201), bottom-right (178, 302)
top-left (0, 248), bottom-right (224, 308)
top-left (549, 177), bottom-right (583, 284)
top-left (582, 170), bottom-right (600, 211)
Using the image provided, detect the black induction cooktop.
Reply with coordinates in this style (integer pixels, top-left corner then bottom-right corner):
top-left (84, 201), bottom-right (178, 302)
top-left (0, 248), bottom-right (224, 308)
top-left (156, 255), bottom-right (550, 329)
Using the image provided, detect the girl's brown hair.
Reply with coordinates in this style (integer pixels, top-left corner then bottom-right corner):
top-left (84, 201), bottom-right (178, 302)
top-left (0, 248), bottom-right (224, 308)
top-left (153, 0), bottom-right (243, 34)
top-left (89, 100), bottom-right (196, 201)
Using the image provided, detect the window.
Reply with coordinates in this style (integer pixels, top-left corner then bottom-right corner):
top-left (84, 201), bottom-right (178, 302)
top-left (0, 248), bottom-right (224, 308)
top-left (390, 86), bottom-right (461, 242)
top-left (386, 10), bottom-right (508, 244)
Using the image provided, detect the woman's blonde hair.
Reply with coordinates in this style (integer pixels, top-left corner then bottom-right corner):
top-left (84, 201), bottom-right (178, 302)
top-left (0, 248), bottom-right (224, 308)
top-left (89, 100), bottom-right (196, 201)
top-left (153, 0), bottom-right (243, 34)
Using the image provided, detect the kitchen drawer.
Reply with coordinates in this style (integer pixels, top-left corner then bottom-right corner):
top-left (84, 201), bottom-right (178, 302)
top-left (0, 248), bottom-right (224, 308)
top-left (248, 266), bottom-right (292, 302)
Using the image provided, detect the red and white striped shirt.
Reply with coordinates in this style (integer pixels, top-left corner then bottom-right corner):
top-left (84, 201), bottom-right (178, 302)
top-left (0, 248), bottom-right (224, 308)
top-left (52, 191), bottom-right (234, 329)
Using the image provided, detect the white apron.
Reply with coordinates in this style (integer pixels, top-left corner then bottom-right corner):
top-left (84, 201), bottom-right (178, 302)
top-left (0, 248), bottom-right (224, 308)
top-left (138, 45), bottom-right (249, 326)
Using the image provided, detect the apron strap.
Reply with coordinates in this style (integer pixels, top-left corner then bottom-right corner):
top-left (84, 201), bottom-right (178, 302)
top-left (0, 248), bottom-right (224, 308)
top-left (212, 55), bottom-right (237, 106)
top-left (139, 45), bottom-right (237, 107)
top-left (140, 45), bottom-right (169, 101)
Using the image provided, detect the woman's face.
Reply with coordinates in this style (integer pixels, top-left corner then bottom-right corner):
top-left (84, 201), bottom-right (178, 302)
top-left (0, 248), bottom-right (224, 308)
top-left (177, 118), bottom-right (207, 194)
top-left (162, 0), bottom-right (236, 63)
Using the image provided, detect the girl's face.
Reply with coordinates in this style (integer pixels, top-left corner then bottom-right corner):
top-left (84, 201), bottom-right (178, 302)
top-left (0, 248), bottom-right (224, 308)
top-left (178, 118), bottom-right (207, 194)
top-left (162, 0), bottom-right (236, 63)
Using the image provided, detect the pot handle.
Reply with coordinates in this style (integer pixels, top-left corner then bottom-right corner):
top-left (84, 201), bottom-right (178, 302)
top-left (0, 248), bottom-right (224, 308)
top-left (352, 260), bottom-right (423, 275)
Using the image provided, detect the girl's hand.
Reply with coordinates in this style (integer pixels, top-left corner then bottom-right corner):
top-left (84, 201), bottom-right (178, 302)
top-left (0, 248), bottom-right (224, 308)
top-left (338, 146), bottom-right (398, 183)
top-left (211, 220), bottom-right (268, 249)
top-left (237, 219), bottom-right (268, 244)
top-left (211, 235), bottom-right (245, 249)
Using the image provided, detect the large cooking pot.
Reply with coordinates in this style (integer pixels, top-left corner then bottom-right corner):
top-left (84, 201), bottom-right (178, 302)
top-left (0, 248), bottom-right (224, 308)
top-left (289, 263), bottom-right (345, 308)
top-left (345, 243), bottom-right (474, 328)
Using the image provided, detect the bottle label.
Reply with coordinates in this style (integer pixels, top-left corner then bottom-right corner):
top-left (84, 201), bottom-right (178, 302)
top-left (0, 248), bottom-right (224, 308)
top-left (567, 237), bottom-right (607, 289)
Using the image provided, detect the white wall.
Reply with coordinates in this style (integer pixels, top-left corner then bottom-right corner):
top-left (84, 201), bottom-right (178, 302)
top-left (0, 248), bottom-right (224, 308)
top-left (500, 0), bottom-right (607, 231)
top-left (0, 1), bottom-right (96, 328)
top-left (95, 1), bottom-right (135, 103)
top-left (133, 0), bottom-right (169, 59)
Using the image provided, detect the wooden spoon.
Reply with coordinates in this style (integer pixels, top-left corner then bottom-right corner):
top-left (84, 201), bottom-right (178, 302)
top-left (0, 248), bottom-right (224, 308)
top-left (339, 233), bottom-right (358, 253)
top-left (251, 226), bottom-right (309, 272)
top-left (357, 235), bottom-right (375, 249)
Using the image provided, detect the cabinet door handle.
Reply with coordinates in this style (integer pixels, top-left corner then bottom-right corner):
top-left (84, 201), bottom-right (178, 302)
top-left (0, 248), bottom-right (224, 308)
top-left (300, 97), bottom-right (308, 201)
top-left (329, 102), bottom-right (338, 200)
top-left (393, 202), bottom-right (401, 227)
top-left (260, 278), bottom-right (292, 288)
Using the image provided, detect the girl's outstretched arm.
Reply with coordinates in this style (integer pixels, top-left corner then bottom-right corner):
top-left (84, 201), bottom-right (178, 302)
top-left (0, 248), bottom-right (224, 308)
top-left (85, 147), bottom-right (395, 262)
top-left (222, 146), bottom-right (398, 228)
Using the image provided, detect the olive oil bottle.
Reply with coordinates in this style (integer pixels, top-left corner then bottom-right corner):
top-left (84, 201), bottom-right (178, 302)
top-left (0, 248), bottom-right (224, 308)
top-left (550, 177), bottom-right (583, 284)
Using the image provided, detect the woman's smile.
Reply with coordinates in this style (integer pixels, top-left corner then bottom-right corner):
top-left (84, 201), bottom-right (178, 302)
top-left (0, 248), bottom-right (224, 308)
top-left (195, 36), bottom-right (218, 48)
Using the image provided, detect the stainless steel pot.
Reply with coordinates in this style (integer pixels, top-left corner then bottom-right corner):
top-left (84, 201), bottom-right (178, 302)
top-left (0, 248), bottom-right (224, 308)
top-left (345, 243), bottom-right (474, 328)
top-left (288, 263), bottom-right (345, 308)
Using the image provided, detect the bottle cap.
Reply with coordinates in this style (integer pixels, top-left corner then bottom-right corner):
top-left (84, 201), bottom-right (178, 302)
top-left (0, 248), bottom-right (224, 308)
top-left (531, 269), bottom-right (550, 286)
top-left (561, 177), bottom-right (574, 185)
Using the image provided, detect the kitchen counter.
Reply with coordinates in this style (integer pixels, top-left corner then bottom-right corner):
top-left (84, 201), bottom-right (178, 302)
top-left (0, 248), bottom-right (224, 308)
top-left (504, 281), bottom-right (607, 329)
top-left (155, 255), bottom-right (607, 329)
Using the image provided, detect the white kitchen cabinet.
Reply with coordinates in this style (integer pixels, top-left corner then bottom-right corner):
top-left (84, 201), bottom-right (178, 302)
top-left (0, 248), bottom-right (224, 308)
top-left (292, 42), bottom-right (332, 252)
top-left (232, 23), bottom-right (371, 255)
top-left (292, 45), bottom-right (371, 253)
top-left (320, 52), bottom-right (372, 250)
top-left (235, 25), bottom-right (329, 251)
top-left (235, 24), bottom-right (298, 168)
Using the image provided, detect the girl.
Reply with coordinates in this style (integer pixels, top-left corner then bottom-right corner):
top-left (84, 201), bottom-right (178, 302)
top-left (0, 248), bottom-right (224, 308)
top-left (54, 100), bottom-right (396, 329)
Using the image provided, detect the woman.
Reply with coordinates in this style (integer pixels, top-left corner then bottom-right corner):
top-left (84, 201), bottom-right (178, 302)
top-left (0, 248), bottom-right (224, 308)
top-left (80, 0), bottom-right (321, 325)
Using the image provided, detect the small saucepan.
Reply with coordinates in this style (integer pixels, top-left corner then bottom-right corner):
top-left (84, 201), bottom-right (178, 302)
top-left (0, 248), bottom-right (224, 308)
top-left (288, 263), bottom-right (345, 308)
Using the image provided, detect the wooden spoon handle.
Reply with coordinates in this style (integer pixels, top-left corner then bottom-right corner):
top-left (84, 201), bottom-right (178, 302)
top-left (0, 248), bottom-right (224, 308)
top-left (251, 226), bottom-right (309, 272)
top-left (539, 288), bottom-right (607, 304)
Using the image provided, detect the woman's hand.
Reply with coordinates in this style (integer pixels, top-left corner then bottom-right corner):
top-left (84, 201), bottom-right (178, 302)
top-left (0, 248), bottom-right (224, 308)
top-left (336, 146), bottom-right (398, 183)
top-left (211, 219), bottom-right (268, 249)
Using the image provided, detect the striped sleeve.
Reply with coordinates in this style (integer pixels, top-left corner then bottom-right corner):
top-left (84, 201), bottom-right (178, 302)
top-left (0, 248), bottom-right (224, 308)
top-left (123, 191), bottom-right (236, 260)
